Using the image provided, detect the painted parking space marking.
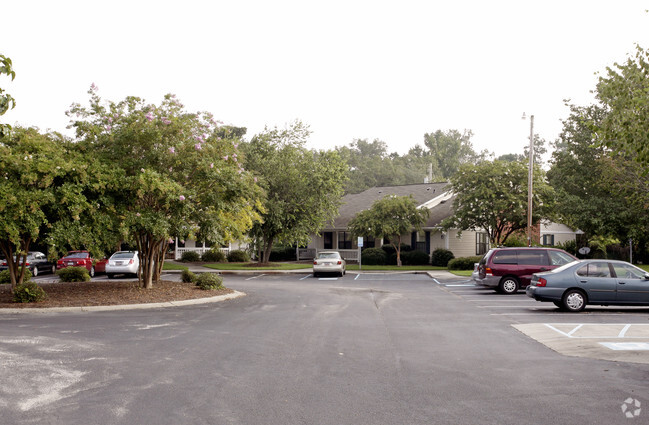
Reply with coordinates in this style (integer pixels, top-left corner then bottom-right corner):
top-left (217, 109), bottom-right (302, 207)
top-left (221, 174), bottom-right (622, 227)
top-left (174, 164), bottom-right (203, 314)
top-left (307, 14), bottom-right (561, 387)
top-left (544, 323), bottom-right (649, 339)
top-left (245, 274), bottom-right (266, 281)
top-left (600, 342), bottom-right (649, 351)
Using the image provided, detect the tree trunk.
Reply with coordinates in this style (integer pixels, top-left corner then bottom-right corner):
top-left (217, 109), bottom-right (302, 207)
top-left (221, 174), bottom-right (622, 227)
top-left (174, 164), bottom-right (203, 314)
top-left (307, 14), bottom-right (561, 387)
top-left (393, 235), bottom-right (402, 267)
top-left (135, 232), bottom-right (164, 289)
top-left (262, 236), bottom-right (275, 264)
top-left (1, 238), bottom-right (31, 290)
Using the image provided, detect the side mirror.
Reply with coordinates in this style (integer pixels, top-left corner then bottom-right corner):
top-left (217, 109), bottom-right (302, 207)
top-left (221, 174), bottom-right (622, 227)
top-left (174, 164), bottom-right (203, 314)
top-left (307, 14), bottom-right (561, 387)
top-left (644, 274), bottom-right (649, 280)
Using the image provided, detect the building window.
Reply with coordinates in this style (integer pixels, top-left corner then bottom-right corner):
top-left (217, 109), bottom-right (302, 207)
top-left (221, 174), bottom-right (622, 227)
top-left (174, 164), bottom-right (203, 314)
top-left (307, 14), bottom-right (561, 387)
top-left (542, 234), bottom-right (554, 246)
top-left (476, 232), bottom-right (488, 255)
top-left (362, 236), bottom-right (375, 248)
top-left (338, 232), bottom-right (352, 249)
top-left (323, 232), bottom-right (333, 249)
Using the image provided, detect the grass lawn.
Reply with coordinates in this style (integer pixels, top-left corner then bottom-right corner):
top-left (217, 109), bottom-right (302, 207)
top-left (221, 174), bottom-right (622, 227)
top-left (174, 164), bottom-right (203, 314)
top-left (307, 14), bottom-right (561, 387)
top-left (162, 262), bottom-right (188, 271)
top-left (203, 263), bottom-right (313, 271)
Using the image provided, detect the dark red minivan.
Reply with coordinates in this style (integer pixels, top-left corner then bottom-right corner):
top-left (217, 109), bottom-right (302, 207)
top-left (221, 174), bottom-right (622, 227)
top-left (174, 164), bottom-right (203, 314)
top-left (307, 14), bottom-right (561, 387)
top-left (472, 247), bottom-right (577, 294)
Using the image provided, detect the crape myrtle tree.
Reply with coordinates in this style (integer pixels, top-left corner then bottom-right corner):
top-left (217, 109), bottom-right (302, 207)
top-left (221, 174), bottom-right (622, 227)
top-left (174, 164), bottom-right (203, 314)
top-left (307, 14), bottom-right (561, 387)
top-left (0, 127), bottom-right (109, 289)
top-left (242, 121), bottom-right (347, 264)
top-left (348, 195), bottom-right (429, 267)
top-left (68, 86), bottom-right (263, 288)
top-left (443, 160), bottom-right (556, 245)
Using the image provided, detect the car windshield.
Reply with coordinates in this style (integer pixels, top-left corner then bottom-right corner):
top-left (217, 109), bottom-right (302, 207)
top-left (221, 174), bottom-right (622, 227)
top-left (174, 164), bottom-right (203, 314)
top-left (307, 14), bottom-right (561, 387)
top-left (65, 252), bottom-right (89, 259)
top-left (317, 253), bottom-right (340, 259)
top-left (111, 252), bottom-right (136, 259)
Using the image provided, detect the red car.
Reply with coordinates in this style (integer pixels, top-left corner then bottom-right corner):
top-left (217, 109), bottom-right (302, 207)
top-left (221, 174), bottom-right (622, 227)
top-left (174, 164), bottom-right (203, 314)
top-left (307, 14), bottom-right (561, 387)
top-left (56, 251), bottom-right (107, 277)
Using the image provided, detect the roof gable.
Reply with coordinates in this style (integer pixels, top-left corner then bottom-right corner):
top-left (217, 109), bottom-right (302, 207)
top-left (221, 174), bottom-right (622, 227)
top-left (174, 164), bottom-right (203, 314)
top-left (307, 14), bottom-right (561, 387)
top-left (330, 182), bottom-right (454, 229)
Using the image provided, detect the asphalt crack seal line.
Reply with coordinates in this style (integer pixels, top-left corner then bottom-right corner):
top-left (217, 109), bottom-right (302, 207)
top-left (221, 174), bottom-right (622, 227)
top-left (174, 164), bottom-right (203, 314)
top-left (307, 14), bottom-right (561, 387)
top-left (512, 323), bottom-right (649, 365)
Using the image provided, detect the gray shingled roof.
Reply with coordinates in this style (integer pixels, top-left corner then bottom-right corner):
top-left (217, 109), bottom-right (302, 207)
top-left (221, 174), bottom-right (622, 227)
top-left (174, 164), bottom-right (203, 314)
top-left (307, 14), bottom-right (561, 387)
top-left (327, 182), bottom-right (454, 229)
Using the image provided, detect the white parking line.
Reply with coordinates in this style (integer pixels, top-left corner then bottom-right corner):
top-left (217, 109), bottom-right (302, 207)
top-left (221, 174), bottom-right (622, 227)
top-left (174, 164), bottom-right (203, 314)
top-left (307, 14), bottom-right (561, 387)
top-left (544, 323), bottom-right (649, 338)
top-left (245, 274), bottom-right (266, 281)
top-left (299, 275), bottom-right (311, 281)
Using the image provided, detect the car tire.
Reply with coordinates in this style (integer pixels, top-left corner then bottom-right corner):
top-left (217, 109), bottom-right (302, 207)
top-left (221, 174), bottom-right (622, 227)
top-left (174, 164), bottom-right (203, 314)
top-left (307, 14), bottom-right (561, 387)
top-left (313, 272), bottom-right (318, 278)
top-left (562, 289), bottom-right (587, 312)
top-left (90, 266), bottom-right (95, 278)
top-left (498, 277), bottom-right (519, 294)
top-left (553, 301), bottom-right (564, 309)
top-left (32, 267), bottom-right (38, 277)
top-left (107, 273), bottom-right (115, 279)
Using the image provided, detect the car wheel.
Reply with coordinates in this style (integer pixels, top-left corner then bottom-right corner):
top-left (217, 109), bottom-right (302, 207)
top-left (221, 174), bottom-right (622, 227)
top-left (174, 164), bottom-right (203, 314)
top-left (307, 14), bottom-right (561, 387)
top-left (498, 277), bottom-right (519, 294)
top-left (90, 266), bottom-right (95, 278)
top-left (32, 267), bottom-right (38, 277)
top-left (553, 301), bottom-right (563, 309)
top-left (562, 289), bottom-right (587, 312)
top-left (107, 273), bottom-right (115, 279)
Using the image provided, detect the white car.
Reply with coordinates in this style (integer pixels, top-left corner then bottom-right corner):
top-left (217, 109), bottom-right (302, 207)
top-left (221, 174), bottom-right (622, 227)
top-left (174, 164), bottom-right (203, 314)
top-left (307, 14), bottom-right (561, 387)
top-left (313, 251), bottom-right (346, 277)
top-left (106, 251), bottom-right (140, 278)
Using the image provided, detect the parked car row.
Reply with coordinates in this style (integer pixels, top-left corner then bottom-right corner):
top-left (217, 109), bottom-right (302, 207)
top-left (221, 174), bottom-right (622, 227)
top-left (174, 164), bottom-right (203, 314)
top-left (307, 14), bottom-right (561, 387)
top-left (472, 246), bottom-right (649, 312)
top-left (0, 250), bottom-right (140, 279)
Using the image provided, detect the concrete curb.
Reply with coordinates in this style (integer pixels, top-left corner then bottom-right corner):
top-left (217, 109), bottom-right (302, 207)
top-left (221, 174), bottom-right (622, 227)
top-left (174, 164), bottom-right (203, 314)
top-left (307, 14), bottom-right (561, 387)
top-left (0, 290), bottom-right (246, 314)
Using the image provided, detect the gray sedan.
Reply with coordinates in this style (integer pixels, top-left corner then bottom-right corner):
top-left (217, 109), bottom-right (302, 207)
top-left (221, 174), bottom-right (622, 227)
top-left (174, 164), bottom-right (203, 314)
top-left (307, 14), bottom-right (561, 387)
top-left (526, 259), bottom-right (649, 312)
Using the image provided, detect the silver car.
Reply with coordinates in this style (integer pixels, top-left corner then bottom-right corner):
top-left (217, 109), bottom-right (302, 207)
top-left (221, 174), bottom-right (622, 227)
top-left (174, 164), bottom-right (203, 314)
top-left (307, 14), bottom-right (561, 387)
top-left (106, 251), bottom-right (140, 279)
top-left (313, 251), bottom-right (346, 277)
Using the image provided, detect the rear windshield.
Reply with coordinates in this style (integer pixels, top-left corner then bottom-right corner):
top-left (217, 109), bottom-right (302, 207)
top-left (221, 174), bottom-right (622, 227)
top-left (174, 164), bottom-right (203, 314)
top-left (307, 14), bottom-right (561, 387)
top-left (111, 252), bottom-right (136, 259)
top-left (64, 252), bottom-right (89, 259)
top-left (317, 252), bottom-right (340, 259)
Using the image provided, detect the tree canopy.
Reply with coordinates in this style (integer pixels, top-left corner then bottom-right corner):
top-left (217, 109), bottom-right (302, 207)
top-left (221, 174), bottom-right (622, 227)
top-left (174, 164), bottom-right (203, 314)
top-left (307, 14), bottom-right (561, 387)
top-left (242, 121), bottom-right (347, 264)
top-left (68, 87), bottom-right (263, 288)
top-left (0, 54), bottom-right (16, 138)
top-left (348, 195), bottom-right (429, 266)
top-left (444, 160), bottom-right (556, 245)
top-left (0, 127), bottom-right (101, 288)
top-left (594, 45), bottom-right (649, 165)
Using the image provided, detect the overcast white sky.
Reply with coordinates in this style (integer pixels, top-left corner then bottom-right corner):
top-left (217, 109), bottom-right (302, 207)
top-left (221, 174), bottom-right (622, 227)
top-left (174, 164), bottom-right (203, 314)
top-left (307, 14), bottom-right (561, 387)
top-left (3, 1), bottom-right (648, 158)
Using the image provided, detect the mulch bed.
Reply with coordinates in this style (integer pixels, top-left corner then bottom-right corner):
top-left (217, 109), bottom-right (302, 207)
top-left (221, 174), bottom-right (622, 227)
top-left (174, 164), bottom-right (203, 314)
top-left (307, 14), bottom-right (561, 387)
top-left (0, 280), bottom-right (233, 309)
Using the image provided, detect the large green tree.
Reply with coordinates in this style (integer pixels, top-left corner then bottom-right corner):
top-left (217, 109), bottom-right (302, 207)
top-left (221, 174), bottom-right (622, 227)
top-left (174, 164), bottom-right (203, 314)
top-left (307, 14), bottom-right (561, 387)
top-left (594, 45), bottom-right (649, 164)
top-left (444, 160), bottom-right (556, 245)
top-left (68, 87), bottom-right (263, 288)
top-left (423, 129), bottom-right (481, 179)
top-left (348, 195), bottom-right (429, 267)
top-left (242, 121), bottom-right (347, 264)
top-left (0, 54), bottom-right (16, 137)
top-left (549, 103), bottom-right (649, 247)
top-left (0, 127), bottom-right (103, 288)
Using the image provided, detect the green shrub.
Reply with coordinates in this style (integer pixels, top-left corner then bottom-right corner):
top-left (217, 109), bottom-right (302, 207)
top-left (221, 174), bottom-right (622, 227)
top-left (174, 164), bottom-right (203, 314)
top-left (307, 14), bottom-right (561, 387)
top-left (196, 273), bottom-right (224, 290)
top-left (431, 248), bottom-right (455, 267)
top-left (0, 268), bottom-right (32, 284)
top-left (381, 243), bottom-right (411, 256)
top-left (13, 282), bottom-right (47, 303)
top-left (269, 246), bottom-right (297, 262)
top-left (181, 269), bottom-right (197, 283)
top-left (361, 247), bottom-right (387, 265)
top-left (227, 249), bottom-right (250, 263)
top-left (555, 239), bottom-right (577, 256)
top-left (181, 251), bottom-right (201, 262)
top-left (56, 266), bottom-right (91, 282)
top-left (201, 250), bottom-right (227, 262)
top-left (448, 256), bottom-right (483, 270)
top-left (502, 234), bottom-right (528, 247)
top-left (400, 250), bottom-right (431, 266)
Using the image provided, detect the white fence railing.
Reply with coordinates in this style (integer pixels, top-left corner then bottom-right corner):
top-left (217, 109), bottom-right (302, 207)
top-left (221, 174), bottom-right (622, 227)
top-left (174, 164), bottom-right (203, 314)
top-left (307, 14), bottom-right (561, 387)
top-left (175, 247), bottom-right (230, 260)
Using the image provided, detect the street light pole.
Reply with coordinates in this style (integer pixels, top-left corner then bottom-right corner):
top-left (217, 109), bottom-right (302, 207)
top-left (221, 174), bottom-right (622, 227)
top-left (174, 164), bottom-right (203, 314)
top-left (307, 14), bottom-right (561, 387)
top-left (523, 113), bottom-right (534, 247)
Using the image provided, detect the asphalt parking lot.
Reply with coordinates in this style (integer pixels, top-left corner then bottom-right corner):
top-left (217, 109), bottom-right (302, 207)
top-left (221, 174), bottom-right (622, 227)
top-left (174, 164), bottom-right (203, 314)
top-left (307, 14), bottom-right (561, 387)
top-left (3, 271), bottom-right (647, 424)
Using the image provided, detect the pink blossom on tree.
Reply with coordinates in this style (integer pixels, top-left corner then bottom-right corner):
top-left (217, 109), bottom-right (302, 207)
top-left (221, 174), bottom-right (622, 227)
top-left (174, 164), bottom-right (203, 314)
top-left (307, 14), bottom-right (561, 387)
top-left (145, 112), bottom-right (154, 122)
